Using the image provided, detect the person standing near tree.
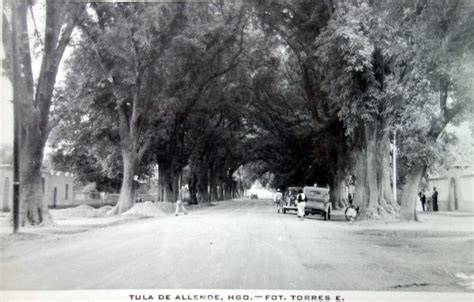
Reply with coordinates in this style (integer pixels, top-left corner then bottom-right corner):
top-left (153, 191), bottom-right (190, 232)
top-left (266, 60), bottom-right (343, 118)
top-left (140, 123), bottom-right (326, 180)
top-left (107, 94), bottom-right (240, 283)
top-left (296, 189), bottom-right (307, 221)
top-left (175, 186), bottom-right (188, 216)
top-left (432, 187), bottom-right (439, 212)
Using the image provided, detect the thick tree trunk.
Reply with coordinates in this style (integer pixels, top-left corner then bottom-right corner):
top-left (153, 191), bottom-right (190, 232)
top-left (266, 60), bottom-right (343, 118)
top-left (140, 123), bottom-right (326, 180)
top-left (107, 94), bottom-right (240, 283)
top-left (210, 185), bottom-right (218, 202)
top-left (194, 163), bottom-right (209, 203)
top-left (7, 1), bottom-right (84, 226)
top-left (363, 123), bottom-right (380, 219)
top-left (332, 176), bottom-right (345, 209)
top-left (158, 164), bottom-right (175, 202)
top-left (357, 124), bottom-right (400, 220)
top-left (109, 150), bottom-right (138, 215)
top-left (400, 164), bottom-right (426, 221)
top-left (19, 123), bottom-right (53, 225)
top-left (188, 171), bottom-right (198, 204)
top-left (171, 173), bottom-right (179, 202)
top-left (331, 146), bottom-right (346, 209)
top-left (353, 149), bottom-right (367, 208)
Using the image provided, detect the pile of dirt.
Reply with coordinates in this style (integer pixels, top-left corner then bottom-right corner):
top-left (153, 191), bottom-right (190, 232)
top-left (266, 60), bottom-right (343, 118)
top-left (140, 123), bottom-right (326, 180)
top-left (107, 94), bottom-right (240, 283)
top-left (155, 202), bottom-right (177, 214)
top-left (52, 205), bottom-right (104, 219)
top-left (122, 201), bottom-right (166, 217)
top-left (95, 205), bottom-right (114, 216)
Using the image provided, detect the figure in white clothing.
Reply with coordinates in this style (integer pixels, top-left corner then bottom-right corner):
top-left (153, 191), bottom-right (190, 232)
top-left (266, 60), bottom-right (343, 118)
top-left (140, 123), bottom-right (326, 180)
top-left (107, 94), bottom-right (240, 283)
top-left (296, 189), bottom-right (307, 220)
top-left (273, 189), bottom-right (283, 213)
top-left (175, 186), bottom-right (188, 216)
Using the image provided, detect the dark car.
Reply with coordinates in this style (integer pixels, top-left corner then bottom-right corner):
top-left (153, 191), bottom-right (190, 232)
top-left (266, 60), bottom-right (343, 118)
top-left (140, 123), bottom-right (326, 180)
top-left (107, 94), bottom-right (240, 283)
top-left (250, 193), bottom-right (259, 200)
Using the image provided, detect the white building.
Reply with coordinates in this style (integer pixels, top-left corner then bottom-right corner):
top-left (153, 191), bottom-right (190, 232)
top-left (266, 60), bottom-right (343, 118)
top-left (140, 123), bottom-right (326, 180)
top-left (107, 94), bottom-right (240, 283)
top-left (1, 164), bottom-right (74, 211)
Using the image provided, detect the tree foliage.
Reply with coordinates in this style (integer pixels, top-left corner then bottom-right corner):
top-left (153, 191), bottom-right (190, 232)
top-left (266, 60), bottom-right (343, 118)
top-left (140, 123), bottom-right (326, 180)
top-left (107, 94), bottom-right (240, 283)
top-left (43, 0), bottom-right (474, 221)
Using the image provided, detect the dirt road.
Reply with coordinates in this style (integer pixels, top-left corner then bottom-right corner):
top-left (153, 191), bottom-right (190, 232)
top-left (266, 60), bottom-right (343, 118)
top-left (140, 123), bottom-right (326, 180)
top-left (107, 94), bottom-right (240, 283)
top-left (1, 199), bottom-right (473, 291)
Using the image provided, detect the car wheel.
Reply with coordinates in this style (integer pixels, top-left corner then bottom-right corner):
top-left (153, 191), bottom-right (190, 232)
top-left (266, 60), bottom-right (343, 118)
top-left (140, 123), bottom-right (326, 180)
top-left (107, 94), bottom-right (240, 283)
top-left (283, 208), bottom-right (286, 214)
top-left (327, 208), bottom-right (331, 221)
top-left (323, 210), bottom-right (329, 221)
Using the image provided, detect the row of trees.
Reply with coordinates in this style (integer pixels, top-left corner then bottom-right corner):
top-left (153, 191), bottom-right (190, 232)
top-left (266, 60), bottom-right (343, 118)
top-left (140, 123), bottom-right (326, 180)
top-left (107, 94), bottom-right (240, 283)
top-left (3, 0), bottom-right (473, 225)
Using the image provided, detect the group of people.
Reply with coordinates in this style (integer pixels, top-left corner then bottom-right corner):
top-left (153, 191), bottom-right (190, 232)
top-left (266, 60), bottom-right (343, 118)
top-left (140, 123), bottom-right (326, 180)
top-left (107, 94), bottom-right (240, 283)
top-left (273, 188), bottom-right (307, 221)
top-left (418, 187), bottom-right (439, 212)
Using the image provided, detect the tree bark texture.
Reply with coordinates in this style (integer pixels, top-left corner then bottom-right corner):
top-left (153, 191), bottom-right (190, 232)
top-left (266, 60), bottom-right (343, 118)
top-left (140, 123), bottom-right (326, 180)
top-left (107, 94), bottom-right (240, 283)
top-left (158, 164), bottom-right (174, 203)
top-left (356, 123), bottom-right (399, 220)
top-left (400, 164), bottom-right (426, 221)
top-left (6, 1), bottom-right (85, 225)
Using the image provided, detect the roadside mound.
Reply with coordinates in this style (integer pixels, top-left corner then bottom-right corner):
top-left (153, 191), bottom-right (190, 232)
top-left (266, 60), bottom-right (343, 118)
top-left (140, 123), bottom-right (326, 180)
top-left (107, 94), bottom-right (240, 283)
top-left (155, 202), bottom-right (176, 214)
top-left (52, 205), bottom-right (106, 219)
top-left (96, 205), bottom-right (114, 216)
top-left (122, 201), bottom-right (166, 217)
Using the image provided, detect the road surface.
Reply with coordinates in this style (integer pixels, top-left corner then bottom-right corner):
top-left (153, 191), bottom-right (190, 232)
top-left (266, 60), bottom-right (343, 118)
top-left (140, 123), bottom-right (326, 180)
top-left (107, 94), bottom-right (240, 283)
top-left (1, 199), bottom-right (473, 291)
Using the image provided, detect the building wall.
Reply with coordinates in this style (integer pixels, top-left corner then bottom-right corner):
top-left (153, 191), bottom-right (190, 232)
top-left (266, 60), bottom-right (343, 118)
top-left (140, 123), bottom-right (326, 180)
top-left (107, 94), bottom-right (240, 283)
top-left (0, 165), bottom-right (75, 211)
top-left (428, 172), bottom-right (474, 213)
top-left (458, 174), bottom-right (474, 212)
top-left (427, 177), bottom-right (450, 211)
top-left (43, 172), bottom-right (75, 208)
top-left (0, 166), bottom-right (13, 211)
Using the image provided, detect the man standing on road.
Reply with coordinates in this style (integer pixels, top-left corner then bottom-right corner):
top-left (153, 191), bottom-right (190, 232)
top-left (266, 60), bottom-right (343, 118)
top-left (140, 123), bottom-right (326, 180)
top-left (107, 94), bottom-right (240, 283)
top-left (297, 189), bottom-right (307, 221)
top-left (274, 189), bottom-right (283, 213)
top-left (432, 187), bottom-right (439, 212)
top-left (175, 186), bottom-right (188, 216)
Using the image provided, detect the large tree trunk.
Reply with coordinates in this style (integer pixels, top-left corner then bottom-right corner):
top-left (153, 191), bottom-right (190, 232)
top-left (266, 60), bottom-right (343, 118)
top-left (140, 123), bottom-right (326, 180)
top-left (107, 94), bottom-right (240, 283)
top-left (400, 164), bottom-right (426, 221)
top-left (109, 99), bottom-right (149, 214)
top-left (188, 170), bottom-right (198, 204)
top-left (110, 150), bottom-right (138, 215)
top-left (331, 145), bottom-right (346, 209)
top-left (19, 124), bottom-right (53, 225)
top-left (5, 1), bottom-right (84, 226)
top-left (158, 163), bottom-right (174, 202)
top-left (362, 123), bottom-right (380, 219)
top-left (353, 149), bottom-right (367, 209)
top-left (357, 123), bottom-right (400, 220)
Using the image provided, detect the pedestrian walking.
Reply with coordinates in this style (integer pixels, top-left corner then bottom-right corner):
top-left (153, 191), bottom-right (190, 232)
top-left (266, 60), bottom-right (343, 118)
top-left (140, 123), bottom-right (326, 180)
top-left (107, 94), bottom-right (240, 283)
top-left (432, 187), bottom-right (439, 212)
top-left (175, 186), bottom-right (188, 216)
top-left (273, 189), bottom-right (283, 213)
top-left (296, 189), bottom-right (307, 221)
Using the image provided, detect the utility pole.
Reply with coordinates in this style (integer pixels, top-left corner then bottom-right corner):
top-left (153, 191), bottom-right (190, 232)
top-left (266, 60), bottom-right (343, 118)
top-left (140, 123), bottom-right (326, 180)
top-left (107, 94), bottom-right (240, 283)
top-left (11, 1), bottom-right (21, 233)
top-left (393, 130), bottom-right (397, 203)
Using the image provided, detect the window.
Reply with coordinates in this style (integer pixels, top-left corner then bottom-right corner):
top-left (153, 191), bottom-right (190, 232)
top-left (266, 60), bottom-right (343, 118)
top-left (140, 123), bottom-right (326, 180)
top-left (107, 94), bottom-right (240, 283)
top-left (65, 184), bottom-right (69, 199)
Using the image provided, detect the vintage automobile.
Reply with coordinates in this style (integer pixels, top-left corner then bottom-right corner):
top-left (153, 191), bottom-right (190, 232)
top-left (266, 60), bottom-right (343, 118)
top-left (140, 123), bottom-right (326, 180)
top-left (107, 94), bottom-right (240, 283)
top-left (282, 187), bottom-right (301, 210)
top-left (282, 186), bottom-right (332, 220)
top-left (250, 193), bottom-right (259, 200)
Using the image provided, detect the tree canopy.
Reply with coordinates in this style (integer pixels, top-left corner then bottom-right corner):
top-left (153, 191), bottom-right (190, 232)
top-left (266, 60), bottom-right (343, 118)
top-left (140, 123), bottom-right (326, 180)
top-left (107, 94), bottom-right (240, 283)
top-left (14, 0), bottom-right (472, 220)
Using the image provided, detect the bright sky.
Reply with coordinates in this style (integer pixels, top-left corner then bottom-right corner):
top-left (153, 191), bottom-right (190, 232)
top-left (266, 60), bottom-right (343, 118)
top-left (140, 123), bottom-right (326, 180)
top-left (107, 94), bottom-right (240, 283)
top-left (0, 44), bottom-right (13, 146)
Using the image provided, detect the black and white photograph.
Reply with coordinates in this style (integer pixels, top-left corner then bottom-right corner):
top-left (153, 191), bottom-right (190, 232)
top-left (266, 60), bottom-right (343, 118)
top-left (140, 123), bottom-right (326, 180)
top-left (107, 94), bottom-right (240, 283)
top-left (0, 0), bottom-right (473, 301)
